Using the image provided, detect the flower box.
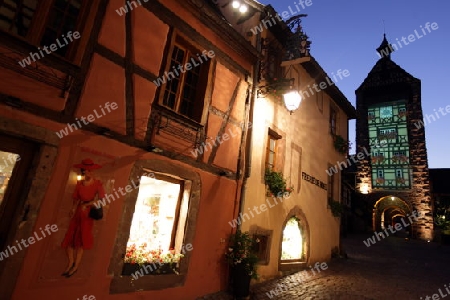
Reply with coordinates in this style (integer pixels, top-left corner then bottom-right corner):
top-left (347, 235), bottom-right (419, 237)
top-left (122, 262), bottom-right (178, 276)
top-left (396, 177), bottom-right (406, 185)
top-left (265, 170), bottom-right (292, 197)
top-left (376, 178), bottom-right (385, 184)
top-left (398, 111), bottom-right (407, 118)
top-left (392, 155), bottom-right (408, 164)
top-left (371, 156), bottom-right (384, 164)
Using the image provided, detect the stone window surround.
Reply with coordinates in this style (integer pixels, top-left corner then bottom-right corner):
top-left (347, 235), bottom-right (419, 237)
top-left (108, 159), bottom-right (201, 294)
top-left (0, 115), bottom-right (59, 300)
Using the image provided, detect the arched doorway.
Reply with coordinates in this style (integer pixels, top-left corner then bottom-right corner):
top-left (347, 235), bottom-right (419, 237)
top-left (279, 206), bottom-right (309, 272)
top-left (373, 196), bottom-right (411, 233)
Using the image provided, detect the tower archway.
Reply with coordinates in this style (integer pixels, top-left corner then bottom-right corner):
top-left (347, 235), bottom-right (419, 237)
top-left (373, 196), bottom-right (411, 232)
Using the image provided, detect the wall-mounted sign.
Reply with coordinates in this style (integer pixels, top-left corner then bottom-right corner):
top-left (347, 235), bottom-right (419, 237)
top-left (302, 172), bottom-right (327, 190)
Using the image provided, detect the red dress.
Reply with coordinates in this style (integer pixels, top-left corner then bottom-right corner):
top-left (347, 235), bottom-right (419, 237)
top-left (61, 180), bottom-right (105, 249)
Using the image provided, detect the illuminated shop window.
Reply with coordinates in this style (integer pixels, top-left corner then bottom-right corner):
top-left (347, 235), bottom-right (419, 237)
top-left (281, 217), bottom-right (302, 260)
top-left (125, 173), bottom-right (190, 263)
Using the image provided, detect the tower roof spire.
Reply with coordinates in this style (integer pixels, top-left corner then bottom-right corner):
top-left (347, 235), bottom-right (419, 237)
top-left (376, 34), bottom-right (394, 59)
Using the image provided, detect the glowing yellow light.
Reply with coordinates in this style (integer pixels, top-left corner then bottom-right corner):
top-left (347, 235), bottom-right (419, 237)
top-left (281, 218), bottom-right (302, 260)
top-left (232, 1), bottom-right (240, 8)
top-left (360, 183), bottom-right (369, 194)
top-left (283, 91), bottom-right (302, 113)
top-left (239, 4), bottom-right (248, 13)
top-left (77, 175), bottom-right (83, 181)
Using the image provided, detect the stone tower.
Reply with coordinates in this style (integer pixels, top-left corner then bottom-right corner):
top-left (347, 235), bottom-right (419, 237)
top-left (355, 34), bottom-right (433, 240)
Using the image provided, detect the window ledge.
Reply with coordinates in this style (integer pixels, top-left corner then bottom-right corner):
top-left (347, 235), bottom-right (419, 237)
top-left (110, 273), bottom-right (186, 293)
top-left (150, 105), bottom-right (205, 147)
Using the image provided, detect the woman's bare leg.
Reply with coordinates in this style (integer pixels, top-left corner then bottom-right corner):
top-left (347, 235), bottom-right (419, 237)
top-left (63, 247), bottom-right (75, 273)
top-left (69, 248), bottom-right (84, 274)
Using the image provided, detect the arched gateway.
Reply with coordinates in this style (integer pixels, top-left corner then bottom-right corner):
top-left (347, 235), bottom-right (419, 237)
top-left (279, 206), bottom-right (309, 272)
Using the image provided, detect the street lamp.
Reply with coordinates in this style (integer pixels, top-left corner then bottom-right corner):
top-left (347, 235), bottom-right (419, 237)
top-left (283, 90), bottom-right (302, 114)
top-left (231, 1), bottom-right (247, 13)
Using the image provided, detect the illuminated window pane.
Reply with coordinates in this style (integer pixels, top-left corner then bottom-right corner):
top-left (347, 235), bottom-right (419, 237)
top-left (0, 151), bottom-right (20, 206)
top-left (126, 174), bottom-right (185, 260)
top-left (281, 218), bottom-right (302, 260)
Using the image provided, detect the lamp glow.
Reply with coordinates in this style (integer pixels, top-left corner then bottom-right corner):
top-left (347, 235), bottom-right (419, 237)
top-left (283, 91), bottom-right (302, 113)
top-left (77, 175), bottom-right (83, 181)
top-left (232, 1), bottom-right (240, 8)
top-left (239, 4), bottom-right (248, 13)
top-left (360, 183), bottom-right (369, 194)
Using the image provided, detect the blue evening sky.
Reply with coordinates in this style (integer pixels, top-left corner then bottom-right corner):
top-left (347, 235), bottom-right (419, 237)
top-left (257, 0), bottom-right (450, 168)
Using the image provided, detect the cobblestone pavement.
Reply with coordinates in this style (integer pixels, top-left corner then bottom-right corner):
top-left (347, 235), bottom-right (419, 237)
top-left (198, 234), bottom-right (450, 300)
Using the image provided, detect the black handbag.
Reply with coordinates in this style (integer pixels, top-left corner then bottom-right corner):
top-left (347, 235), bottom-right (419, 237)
top-left (89, 205), bottom-right (103, 220)
top-left (89, 194), bottom-right (103, 220)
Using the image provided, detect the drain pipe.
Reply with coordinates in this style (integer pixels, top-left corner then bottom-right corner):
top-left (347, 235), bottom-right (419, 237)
top-left (237, 29), bottom-right (262, 231)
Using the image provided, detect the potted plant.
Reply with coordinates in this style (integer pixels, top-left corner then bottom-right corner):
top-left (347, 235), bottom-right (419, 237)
top-left (225, 230), bottom-right (259, 298)
top-left (265, 77), bottom-right (292, 101)
top-left (332, 134), bottom-right (350, 154)
top-left (122, 243), bottom-right (184, 275)
top-left (329, 200), bottom-right (344, 217)
top-left (264, 169), bottom-right (293, 197)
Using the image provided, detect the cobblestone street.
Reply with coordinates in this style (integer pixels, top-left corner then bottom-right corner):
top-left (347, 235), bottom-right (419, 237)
top-left (199, 234), bottom-right (450, 300)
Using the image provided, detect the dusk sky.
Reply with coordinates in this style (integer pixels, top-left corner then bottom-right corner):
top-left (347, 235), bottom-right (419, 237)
top-left (258, 0), bottom-right (450, 168)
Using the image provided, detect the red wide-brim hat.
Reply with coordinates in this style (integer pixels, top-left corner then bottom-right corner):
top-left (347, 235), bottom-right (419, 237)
top-left (73, 158), bottom-right (102, 170)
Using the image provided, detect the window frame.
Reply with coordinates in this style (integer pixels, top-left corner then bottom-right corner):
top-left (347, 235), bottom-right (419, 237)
top-left (123, 172), bottom-right (186, 259)
top-left (0, 0), bottom-right (90, 61)
top-left (329, 104), bottom-right (337, 135)
top-left (157, 33), bottom-right (212, 124)
top-left (265, 128), bottom-right (282, 171)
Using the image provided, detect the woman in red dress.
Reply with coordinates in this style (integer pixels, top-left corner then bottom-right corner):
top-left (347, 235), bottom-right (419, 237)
top-left (61, 158), bottom-right (105, 277)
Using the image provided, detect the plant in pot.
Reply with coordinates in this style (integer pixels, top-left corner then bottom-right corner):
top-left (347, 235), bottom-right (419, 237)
top-left (225, 230), bottom-right (259, 298)
top-left (329, 199), bottom-right (344, 217)
top-left (264, 169), bottom-right (293, 197)
top-left (332, 134), bottom-right (350, 154)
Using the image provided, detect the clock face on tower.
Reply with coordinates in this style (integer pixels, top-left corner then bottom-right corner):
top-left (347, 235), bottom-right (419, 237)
top-left (380, 106), bottom-right (393, 118)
